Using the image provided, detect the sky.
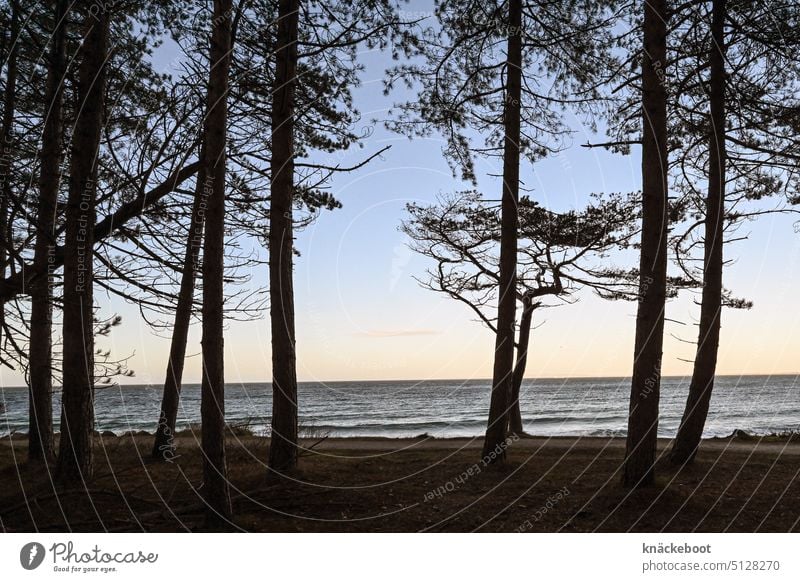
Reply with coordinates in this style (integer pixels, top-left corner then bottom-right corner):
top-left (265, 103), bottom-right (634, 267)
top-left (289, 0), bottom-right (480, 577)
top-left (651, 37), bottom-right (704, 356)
top-left (3, 1), bottom-right (800, 388)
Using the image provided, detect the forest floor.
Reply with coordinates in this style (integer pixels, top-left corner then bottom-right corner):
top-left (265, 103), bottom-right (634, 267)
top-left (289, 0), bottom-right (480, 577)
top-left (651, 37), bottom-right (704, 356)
top-left (1, 433), bottom-right (800, 532)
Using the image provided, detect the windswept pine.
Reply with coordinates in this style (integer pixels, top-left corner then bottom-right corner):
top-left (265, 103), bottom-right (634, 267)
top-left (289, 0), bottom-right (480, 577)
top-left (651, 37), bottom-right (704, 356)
top-left (390, 0), bottom-right (624, 462)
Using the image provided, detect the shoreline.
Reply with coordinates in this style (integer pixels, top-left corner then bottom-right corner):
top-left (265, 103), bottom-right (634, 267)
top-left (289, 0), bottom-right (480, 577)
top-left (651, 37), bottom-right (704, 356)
top-left (4, 430), bottom-right (799, 446)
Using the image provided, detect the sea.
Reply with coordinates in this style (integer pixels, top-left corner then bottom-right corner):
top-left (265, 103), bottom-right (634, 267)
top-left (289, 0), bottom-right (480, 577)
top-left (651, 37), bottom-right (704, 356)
top-left (1, 375), bottom-right (798, 439)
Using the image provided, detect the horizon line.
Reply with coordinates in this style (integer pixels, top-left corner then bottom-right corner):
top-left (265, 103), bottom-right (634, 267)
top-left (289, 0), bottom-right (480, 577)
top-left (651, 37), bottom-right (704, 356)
top-left (3, 372), bottom-right (798, 391)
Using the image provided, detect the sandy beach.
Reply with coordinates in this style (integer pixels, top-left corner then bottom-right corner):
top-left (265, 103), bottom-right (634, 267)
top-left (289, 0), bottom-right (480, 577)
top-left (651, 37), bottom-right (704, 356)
top-left (2, 433), bottom-right (799, 532)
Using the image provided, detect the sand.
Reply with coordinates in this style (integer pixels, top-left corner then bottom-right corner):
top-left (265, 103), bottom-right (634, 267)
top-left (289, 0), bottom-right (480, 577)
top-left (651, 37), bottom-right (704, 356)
top-left (1, 433), bottom-right (799, 532)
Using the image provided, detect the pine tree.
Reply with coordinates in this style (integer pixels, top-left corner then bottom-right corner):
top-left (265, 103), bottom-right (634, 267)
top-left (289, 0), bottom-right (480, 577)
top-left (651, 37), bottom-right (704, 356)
top-left (390, 0), bottom-right (619, 462)
top-left (27, 0), bottom-right (68, 464)
top-left (267, 0), bottom-right (301, 471)
top-left (200, 0), bottom-right (234, 524)
top-left (403, 191), bottom-right (641, 434)
top-left (56, 6), bottom-right (109, 485)
top-left (669, 0), bottom-right (800, 463)
top-left (622, 0), bottom-right (669, 488)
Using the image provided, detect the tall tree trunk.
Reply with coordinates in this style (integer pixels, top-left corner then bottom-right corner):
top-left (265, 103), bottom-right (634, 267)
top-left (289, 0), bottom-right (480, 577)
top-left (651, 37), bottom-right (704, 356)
top-left (268, 0), bottom-right (300, 472)
top-left (56, 8), bottom-right (109, 485)
top-left (28, 0), bottom-right (68, 464)
top-left (0, 0), bottom-right (19, 367)
top-left (152, 147), bottom-right (207, 461)
top-left (622, 0), bottom-right (669, 487)
top-left (671, 0), bottom-right (726, 465)
top-left (482, 0), bottom-right (522, 463)
top-left (508, 297), bottom-right (533, 435)
top-left (200, 0), bottom-right (233, 524)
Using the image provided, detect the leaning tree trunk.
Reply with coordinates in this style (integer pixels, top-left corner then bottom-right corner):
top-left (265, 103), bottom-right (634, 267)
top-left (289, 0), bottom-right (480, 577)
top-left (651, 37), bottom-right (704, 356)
top-left (152, 147), bottom-right (207, 461)
top-left (268, 0), bottom-right (300, 472)
top-left (200, 0), bottom-right (233, 524)
top-left (0, 0), bottom-right (19, 369)
top-left (671, 0), bottom-right (727, 465)
top-left (622, 0), bottom-right (669, 488)
top-left (56, 8), bottom-right (109, 485)
top-left (0, 163), bottom-right (200, 306)
top-left (28, 0), bottom-right (68, 464)
top-left (508, 297), bottom-right (534, 435)
top-left (482, 0), bottom-right (522, 463)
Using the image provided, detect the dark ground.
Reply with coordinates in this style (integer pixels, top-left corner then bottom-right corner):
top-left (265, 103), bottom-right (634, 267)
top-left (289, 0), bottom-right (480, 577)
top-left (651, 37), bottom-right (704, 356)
top-left (1, 433), bottom-right (799, 532)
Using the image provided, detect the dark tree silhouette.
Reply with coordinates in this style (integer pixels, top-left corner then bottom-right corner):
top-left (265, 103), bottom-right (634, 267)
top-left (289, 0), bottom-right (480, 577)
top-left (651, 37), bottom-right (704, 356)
top-left (27, 0), bottom-right (68, 464)
top-left (668, 0), bottom-right (800, 463)
top-left (152, 147), bottom-right (207, 461)
top-left (482, 0), bottom-right (523, 462)
top-left (622, 0), bottom-right (669, 488)
top-left (151, 0), bottom-right (390, 461)
top-left (390, 0), bottom-right (619, 463)
top-left (265, 0), bottom-right (407, 471)
top-left (200, 0), bottom-right (234, 523)
top-left (268, 0), bottom-right (301, 472)
top-left (671, 0), bottom-right (727, 465)
top-left (56, 7), bottom-right (109, 485)
top-left (404, 191), bottom-right (640, 434)
top-left (0, 0), bottom-right (192, 408)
